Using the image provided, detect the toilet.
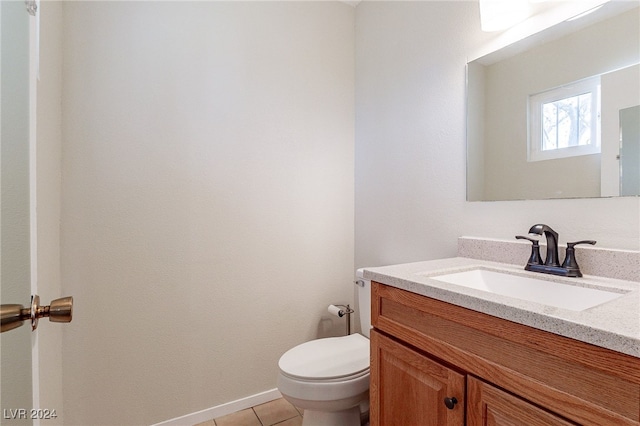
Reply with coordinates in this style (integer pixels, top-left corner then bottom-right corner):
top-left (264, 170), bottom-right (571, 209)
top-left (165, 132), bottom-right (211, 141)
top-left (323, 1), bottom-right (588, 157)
top-left (277, 269), bottom-right (371, 426)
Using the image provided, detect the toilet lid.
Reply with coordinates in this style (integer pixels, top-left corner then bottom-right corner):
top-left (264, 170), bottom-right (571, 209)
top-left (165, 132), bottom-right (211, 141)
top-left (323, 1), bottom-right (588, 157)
top-left (278, 333), bottom-right (369, 380)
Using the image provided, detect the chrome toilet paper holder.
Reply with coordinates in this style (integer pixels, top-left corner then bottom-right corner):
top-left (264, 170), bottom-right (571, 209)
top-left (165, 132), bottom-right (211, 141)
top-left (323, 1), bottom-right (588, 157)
top-left (328, 304), bottom-right (354, 335)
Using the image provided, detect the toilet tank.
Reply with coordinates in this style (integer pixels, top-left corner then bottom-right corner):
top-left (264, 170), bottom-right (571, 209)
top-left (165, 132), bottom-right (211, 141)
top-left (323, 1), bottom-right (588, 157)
top-left (355, 269), bottom-right (371, 338)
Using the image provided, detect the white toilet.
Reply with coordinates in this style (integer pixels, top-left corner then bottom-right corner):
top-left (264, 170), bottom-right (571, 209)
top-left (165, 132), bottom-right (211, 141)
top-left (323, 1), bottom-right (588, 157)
top-left (277, 269), bottom-right (371, 426)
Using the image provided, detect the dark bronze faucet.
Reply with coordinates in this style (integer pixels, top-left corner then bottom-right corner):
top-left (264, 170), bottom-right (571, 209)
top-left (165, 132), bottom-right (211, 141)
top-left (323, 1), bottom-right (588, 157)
top-left (516, 224), bottom-right (595, 277)
top-left (528, 224), bottom-right (560, 267)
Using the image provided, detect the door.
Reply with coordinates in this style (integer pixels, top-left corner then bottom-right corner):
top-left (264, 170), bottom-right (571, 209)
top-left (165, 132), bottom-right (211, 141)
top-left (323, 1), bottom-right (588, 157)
top-left (1, 1), bottom-right (34, 424)
top-left (370, 330), bottom-right (465, 426)
top-left (619, 105), bottom-right (640, 196)
top-left (467, 376), bottom-right (576, 426)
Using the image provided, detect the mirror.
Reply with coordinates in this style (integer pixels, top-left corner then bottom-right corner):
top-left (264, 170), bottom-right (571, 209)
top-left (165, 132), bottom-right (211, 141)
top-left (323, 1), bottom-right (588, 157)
top-left (467, 2), bottom-right (640, 201)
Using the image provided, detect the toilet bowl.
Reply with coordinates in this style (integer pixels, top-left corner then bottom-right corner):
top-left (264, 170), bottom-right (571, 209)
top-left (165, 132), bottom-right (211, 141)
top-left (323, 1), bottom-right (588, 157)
top-left (277, 270), bottom-right (371, 426)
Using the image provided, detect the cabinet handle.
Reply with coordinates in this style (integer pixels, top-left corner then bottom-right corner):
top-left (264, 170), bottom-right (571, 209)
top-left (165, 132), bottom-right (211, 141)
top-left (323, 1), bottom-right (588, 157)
top-left (444, 397), bottom-right (458, 410)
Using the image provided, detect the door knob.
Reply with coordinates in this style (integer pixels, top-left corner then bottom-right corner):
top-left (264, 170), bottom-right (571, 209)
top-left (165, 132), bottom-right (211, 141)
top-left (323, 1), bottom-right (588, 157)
top-left (1, 295), bottom-right (73, 333)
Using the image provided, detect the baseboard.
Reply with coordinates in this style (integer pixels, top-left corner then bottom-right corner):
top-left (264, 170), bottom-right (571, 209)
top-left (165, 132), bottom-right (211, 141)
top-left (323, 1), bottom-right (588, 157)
top-left (152, 388), bottom-right (282, 426)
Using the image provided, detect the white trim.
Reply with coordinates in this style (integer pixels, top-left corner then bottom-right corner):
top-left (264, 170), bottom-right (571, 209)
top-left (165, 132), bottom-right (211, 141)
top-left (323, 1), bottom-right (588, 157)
top-left (528, 76), bottom-right (601, 162)
top-left (151, 388), bottom-right (282, 426)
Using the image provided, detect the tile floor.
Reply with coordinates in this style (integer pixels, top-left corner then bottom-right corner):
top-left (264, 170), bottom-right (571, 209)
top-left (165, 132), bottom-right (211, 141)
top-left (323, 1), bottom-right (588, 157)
top-left (194, 398), bottom-right (303, 426)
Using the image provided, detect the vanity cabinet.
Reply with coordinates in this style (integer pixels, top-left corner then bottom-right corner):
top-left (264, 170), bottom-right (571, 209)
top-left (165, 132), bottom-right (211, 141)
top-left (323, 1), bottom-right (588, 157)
top-left (467, 376), bottom-right (574, 426)
top-left (370, 330), bottom-right (465, 425)
top-left (370, 282), bottom-right (640, 426)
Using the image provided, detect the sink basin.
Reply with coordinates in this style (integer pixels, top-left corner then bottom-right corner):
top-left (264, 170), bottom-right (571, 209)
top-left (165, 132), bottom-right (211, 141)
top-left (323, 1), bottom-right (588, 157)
top-left (430, 268), bottom-right (624, 311)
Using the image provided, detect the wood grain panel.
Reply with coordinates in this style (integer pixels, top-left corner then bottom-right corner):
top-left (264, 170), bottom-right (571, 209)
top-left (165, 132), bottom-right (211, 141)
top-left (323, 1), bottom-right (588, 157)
top-left (370, 330), bottom-right (465, 426)
top-left (372, 282), bottom-right (640, 425)
top-left (467, 376), bottom-right (577, 426)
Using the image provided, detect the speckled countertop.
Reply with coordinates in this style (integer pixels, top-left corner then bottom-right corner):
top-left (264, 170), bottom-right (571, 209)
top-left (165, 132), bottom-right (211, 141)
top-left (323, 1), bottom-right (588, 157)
top-left (363, 257), bottom-right (640, 358)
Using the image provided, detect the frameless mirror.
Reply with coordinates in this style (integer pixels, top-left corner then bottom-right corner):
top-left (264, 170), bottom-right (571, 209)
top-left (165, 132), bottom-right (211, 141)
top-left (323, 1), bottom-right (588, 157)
top-left (467, 2), bottom-right (640, 201)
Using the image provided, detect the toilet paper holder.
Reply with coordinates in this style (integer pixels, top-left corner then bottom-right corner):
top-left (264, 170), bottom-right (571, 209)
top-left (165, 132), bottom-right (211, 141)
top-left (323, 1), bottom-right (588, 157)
top-left (328, 304), bottom-right (354, 335)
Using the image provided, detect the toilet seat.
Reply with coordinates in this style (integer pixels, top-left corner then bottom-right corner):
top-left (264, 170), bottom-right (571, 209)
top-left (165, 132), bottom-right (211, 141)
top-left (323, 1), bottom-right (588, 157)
top-left (278, 333), bottom-right (369, 381)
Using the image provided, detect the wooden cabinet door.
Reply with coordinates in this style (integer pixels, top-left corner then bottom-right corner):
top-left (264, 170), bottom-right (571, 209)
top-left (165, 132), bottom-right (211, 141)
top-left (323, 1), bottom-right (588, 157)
top-left (370, 330), bottom-right (465, 426)
top-left (467, 376), bottom-right (577, 426)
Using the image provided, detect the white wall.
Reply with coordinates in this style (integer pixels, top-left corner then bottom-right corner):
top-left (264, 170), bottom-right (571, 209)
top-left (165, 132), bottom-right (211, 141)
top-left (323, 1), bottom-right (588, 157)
top-left (466, 60), bottom-right (486, 201)
top-left (355, 1), bottom-right (639, 272)
top-left (60, 2), bottom-right (355, 424)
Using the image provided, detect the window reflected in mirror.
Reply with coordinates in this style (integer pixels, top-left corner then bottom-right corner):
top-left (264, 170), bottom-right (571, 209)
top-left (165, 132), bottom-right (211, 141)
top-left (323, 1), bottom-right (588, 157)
top-left (528, 76), bottom-right (600, 163)
top-left (467, 3), bottom-right (639, 201)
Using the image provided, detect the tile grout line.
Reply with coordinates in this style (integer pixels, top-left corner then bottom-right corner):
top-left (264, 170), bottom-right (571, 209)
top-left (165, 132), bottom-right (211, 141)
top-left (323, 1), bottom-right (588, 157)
top-left (201, 398), bottom-right (303, 426)
top-left (251, 407), bottom-right (265, 426)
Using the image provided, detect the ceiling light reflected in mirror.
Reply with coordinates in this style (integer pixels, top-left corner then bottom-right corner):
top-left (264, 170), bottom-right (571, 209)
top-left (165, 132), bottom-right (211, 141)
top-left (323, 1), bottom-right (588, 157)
top-left (479, 0), bottom-right (531, 32)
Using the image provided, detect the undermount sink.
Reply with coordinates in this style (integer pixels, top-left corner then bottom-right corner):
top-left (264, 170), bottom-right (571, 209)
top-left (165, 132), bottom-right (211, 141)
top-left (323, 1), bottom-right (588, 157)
top-left (430, 268), bottom-right (625, 311)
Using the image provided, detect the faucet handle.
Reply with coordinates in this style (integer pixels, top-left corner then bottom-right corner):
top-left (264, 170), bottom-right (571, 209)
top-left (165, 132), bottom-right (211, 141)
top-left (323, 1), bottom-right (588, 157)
top-left (516, 235), bottom-right (538, 244)
top-left (566, 240), bottom-right (597, 248)
top-left (516, 235), bottom-right (543, 267)
top-left (561, 240), bottom-right (596, 277)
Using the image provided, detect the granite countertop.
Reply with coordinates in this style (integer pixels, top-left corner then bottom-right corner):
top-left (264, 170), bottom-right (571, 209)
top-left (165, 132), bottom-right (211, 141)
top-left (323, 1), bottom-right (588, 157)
top-left (364, 257), bottom-right (640, 358)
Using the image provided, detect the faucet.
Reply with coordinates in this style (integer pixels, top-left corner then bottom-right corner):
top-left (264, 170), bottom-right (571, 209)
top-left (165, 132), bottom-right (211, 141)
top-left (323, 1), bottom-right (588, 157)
top-left (528, 224), bottom-right (560, 267)
top-left (516, 224), bottom-right (596, 277)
